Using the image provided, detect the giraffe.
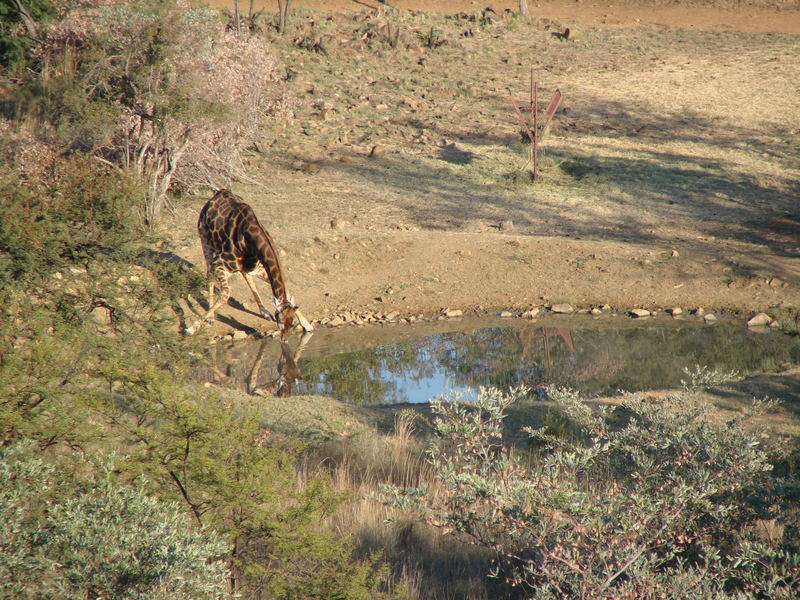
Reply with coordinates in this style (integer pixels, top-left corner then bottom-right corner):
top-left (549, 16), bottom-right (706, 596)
top-left (185, 189), bottom-right (313, 337)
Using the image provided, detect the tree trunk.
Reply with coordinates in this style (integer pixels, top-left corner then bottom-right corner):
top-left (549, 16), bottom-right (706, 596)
top-left (277, 0), bottom-right (291, 33)
top-left (12, 0), bottom-right (40, 41)
top-left (519, 0), bottom-right (530, 20)
top-left (234, 0), bottom-right (240, 34)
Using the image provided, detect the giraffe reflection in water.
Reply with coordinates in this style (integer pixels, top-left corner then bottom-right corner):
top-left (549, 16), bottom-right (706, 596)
top-left (207, 331), bottom-right (313, 397)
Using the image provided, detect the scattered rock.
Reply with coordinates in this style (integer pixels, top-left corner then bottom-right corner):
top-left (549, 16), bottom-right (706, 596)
top-left (499, 311), bottom-right (513, 318)
top-left (53, 272), bottom-right (63, 280)
top-left (89, 306), bottom-right (112, 326)
top-left (692, 307), bottom-right (705, 317)
top-left (747, 313), bottom-right (772, 327)
top-left (670, 249), bottom-right (679, 258)
top-left (521, 308), bottom-right (540, 319)
top-left (600, 304), bottom-right (612, 311)
top-left (703, 313), bottom-right (717, 322)
top-left (232, 330), bottom-right (249, 341)
top-left (385, 311), bottom-right (399, 321)
top-left (589, 308), bottom-right (602, 316)
top-left (550, 303), bottom-right (573, 314)
top-left (630, 309), bottom-right (651, 318)
top-left (499, 220), bottom-right (514, 231)
top-left (329, 315), bottom-right (344, 326)
top-left (444, 308), bottom-right (463, 318)
top-left (668, 307), bottom-right (683, 316)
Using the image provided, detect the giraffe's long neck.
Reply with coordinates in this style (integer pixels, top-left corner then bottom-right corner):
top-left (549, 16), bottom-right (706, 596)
top-left (253, 226), bottom-right (290, 308)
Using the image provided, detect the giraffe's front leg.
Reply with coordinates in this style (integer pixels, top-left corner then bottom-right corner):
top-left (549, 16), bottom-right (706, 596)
top-left (241, 272), bottom-right (276, 322)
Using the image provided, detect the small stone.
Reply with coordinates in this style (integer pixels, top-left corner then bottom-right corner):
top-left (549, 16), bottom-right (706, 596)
top-left (499, 311), bottom-right (513, 318)
top-left (692, 307), bottom-right (705, 317)
top-left (522, 308), bottom-right (540, 319)
top-left (333, 253), bottom-right (341, 260)
top-left (444, 308), bottom-right (463, 318)
top-left (385, 311), bottom-right (399, 321)
top-left (630, 309), bottom-right (651, 318)
top-left (550, 303), bottom-right (573, 314)
top-left (329, 316), bottom-right (344, 326)
top-left (53, 272), bottom-right (63, 280)
top-left (89, 306), bottom-right (111, 326)
top-left (768, 278), bottom-right (784, 288)
top-left (499, 220), bottom-right (514, 231)
top-left (600, 304), bottom-right (612, 311)
top-left (747, 313), bottom-right (772, 327)
top-left (670, 250), bottom-right (679, 258)
top-left (590, 308), bottom-right (602, 316)
top-left (232, 330), bottom-right (249, 341)
top-left (668, 307), bottom-right (683, 316)
top-left (368, 144), bottom-right (384, 158)
top-left (703, 313), bottom-right (717, 322)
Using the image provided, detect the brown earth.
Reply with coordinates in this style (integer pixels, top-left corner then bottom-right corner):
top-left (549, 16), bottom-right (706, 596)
top-left (173, 1), bottom-right (800, 337)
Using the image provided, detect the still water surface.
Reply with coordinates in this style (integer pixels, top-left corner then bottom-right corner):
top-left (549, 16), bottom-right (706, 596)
top-left (205, 316), bottom-right (800, 404)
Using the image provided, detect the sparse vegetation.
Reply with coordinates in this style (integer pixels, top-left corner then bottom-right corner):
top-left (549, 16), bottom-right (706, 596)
top-left (383, 387), bottom-right (800, 599)
top-left (1, 1), bottom-right (799, 599)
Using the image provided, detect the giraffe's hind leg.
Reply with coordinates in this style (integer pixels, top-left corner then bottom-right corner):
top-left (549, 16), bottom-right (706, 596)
top-left (185, 266), bottom-right (231, 335)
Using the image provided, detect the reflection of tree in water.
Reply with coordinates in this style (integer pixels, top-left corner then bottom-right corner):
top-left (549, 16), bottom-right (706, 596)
top-left (435, 326), bottom-right (617, 392)
top-left (297, 339), bottom-right (423, 405)
top-left (240, 323), bottom-right (799, 404)
top-left (436, 325), bottom-right (800, 397)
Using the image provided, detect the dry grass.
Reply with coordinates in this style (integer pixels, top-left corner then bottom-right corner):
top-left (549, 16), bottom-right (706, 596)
top-left (295, 410), bottom-right (519, 600)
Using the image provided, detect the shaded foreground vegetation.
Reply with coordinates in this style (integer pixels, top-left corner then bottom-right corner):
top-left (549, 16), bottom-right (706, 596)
top-left (1, 1), bottom-right (799, 599)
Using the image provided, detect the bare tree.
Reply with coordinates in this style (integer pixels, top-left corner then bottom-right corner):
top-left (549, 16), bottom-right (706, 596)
top-left (277, 0), bottom-right (291, 33)
top-left (519, 0), bottom-right (530, 20)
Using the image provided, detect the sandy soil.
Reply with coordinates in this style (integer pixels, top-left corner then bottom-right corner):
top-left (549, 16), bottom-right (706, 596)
top-left (174, 1), bottom-right (800, 337)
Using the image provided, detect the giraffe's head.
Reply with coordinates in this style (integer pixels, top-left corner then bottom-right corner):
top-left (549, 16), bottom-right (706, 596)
top-left (275, 296), bottom-right (298, 337)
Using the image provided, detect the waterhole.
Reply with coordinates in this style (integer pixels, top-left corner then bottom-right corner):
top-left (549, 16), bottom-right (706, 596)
top-left (201, 315), bottom-right (800, 404)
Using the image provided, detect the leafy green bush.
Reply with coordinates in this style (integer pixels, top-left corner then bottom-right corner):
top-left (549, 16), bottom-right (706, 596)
top-left (0, 0), bottom-right (56, 71)
top-left (0, 444), bottom-right (230, 600)
top-left (384, 387), bottom-right (800, 600)
top-left (0, 154), bottom-right (141, 286)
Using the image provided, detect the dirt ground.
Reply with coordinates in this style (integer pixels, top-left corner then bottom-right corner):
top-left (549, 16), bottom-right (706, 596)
top-left (173, 1), bottom-right (800, 337)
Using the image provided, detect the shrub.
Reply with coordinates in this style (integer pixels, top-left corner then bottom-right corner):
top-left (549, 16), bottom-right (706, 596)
top-left (383, 387), bottom-right (800, 600)
top-left (0, 153), bottom-right (141, 285)
top-left (0, 444), bottom-right (231, 600)
top-left (0, 0), bottom-right (57, 71)
top-left (9, 0), bottom-right (287, 224)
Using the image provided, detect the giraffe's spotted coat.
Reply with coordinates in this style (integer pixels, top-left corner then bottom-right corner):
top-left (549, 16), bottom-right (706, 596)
top-left (190, 189), bottom-right (303, 336)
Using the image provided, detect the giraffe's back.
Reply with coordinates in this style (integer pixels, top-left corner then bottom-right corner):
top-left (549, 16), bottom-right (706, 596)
top-left (198, 189), bottom-right (267, 274)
